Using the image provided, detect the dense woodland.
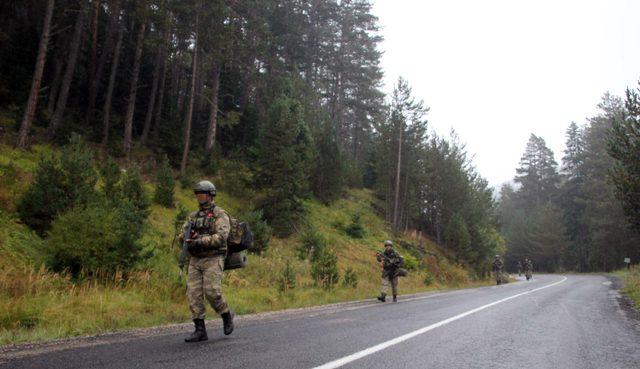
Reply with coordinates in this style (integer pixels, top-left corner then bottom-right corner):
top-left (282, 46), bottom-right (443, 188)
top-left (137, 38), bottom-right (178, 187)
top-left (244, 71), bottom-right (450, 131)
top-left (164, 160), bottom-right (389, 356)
top-left (500, 92), bottom-right (640, 272)
top-left (1, 0), bottom-right (638, 275)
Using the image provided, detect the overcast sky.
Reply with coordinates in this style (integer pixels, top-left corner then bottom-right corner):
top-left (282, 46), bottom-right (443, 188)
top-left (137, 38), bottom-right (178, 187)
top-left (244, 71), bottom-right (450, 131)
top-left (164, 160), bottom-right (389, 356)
top-left (372, 0), bottom-right (640, 189)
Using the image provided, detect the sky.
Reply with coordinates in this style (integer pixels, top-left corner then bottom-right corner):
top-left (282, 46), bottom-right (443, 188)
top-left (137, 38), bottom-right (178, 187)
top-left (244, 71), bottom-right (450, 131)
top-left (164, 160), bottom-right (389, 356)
top-left (371, 0), bottom-right (640, 189)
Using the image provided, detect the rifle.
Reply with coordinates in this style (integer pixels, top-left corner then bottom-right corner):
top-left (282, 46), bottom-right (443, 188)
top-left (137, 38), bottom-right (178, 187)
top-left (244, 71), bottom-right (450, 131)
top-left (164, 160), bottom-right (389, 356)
top-left (178, 221), bottom-right (192, 280)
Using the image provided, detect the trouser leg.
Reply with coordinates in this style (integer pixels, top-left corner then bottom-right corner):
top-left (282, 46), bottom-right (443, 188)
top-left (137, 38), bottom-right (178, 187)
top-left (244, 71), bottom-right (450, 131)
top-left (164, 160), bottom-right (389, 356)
top-left (187, 258), bottom-right (206, 320)
top-left (202, 256), bottom-right (229, 315)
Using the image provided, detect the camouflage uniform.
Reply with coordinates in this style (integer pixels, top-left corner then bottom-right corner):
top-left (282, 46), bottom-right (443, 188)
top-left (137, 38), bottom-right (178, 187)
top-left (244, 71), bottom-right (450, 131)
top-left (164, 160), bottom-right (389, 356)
top-left (180, 203), bottom-right (231, 319)
top-left (377, 242), bottom-right (402, 302)
top-left (524, 258), bottom-right (533, 280)
top-left (492, 256), bottom-right (503, 285)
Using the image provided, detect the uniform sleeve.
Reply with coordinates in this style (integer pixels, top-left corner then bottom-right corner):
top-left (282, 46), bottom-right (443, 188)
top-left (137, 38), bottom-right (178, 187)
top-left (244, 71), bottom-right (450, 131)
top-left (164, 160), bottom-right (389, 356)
top-left (201, 210), bottom-right (230, 250)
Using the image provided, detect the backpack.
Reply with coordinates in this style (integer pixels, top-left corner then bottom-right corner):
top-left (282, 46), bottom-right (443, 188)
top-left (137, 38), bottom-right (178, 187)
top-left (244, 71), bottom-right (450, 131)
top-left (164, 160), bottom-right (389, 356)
top-left (221, 210), bottom-right (253, 270)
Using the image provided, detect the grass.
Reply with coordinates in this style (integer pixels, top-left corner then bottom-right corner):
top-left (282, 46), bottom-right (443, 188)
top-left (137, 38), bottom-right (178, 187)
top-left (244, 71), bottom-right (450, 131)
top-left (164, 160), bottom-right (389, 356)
top-left (620, 266), bottom-right (640, 310)
top-left (0, 142), bottom-right (492, 345)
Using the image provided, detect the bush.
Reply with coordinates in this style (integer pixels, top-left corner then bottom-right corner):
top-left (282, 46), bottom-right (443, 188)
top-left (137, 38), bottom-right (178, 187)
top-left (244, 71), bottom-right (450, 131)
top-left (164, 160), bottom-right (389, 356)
top-left (423, 271), bottom-right (435, 286)
top-left (99, 156), bottom-right (121, 198)
top-left (218, 159), bottom-right (254, 198)
top-left (345, 213), bottom-right (365, 239)
top-left (278, 261), bottom-right (296, 292)
top-left (403, 254), bottom-right (419, 271)
top-left (119, 166), bottom-right (150, 218)
top-left (153, 157), bottom-right (175, 208)
top-left (45, 201), bottom-right (145, 276)
top-left (296, 229), bottom-right (326, 261)
top-left (17, 134), bottom-right (97, 235)
top-left (311, 248), bottom-right (339, 290)
top-left (342, 267), bottom-right (358, 288)
top-left (243, 209), bottom-right (272, 254)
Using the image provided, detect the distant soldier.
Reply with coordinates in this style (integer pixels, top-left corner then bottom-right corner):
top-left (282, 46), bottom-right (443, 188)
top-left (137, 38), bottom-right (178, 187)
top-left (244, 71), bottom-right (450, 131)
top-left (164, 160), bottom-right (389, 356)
top-left (492, 255), bottom-right (504, 285)
top-left (517, 260), bottom-right (522, 277)
top-left (524, 258), bottom-right (533, 280)
top-left (376, 240), bottom-right (403, 302)
top-left (178, 180), bottom-right (234, 342)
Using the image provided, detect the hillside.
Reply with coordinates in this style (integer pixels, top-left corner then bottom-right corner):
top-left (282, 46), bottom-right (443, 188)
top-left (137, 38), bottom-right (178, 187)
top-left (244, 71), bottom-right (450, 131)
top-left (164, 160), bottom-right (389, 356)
top-left (0, 142), bottom-right (485, 345)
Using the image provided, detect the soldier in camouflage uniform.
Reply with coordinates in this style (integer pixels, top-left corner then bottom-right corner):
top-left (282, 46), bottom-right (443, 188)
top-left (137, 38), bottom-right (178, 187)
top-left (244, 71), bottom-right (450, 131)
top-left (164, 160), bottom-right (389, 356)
top-left (492, 255), bottom-right (503, 285)
top-left (179, 180), bottom-right (234, 342)
top-left (376, 240), bottom-right (403, 302)
top-left (524, 258), bottom-right (533, 280)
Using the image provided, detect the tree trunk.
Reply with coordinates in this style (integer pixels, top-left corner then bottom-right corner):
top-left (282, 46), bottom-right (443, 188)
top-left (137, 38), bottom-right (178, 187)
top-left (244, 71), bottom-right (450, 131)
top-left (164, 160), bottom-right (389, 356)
top-left (87, 0), bottom-right (100, 115)
top-left (140, 43), bottom-right (163, 144)
top-left (101, 21), bottom-right (123, 146)
top-left (46, 53), bottom-right (63, 115)
top-left (48, 0), bottom-right (88, 139)
top-left (87, 0), bottom-right (120, 122)
top-left (152, 54), bottom-right (167, 142)
top-left (123, 20), bottom-right (146, 159)
top-left (180, 12), bottom-right (199, 176)
top-left (204, 62), bottom-right (221, 154)
top-left (392, 121), bottom-right (404, 232)
top-left (16, 0), bottom-right (55, 148)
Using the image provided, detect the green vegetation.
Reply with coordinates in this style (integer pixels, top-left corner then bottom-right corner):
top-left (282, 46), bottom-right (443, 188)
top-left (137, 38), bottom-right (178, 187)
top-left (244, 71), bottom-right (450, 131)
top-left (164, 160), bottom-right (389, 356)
top-left (0, 143), bottom-right (491, 345)
top-left (622, 266), bottom-right (640, 310)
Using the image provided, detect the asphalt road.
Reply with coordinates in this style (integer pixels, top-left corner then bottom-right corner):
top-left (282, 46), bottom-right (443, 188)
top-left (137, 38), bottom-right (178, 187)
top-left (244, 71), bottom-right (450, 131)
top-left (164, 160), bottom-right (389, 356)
top-left (2, 274), bottom-right (639, 369)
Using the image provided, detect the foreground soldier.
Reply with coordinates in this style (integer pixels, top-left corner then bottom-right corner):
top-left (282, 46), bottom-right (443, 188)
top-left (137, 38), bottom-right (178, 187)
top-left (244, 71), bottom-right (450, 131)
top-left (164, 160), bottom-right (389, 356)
top-left (376, 240), bottom-right (403, 302)
top-left (179, 180), bottom-right (234, 342)
top-left (492, 255), bottom-right (503, 285)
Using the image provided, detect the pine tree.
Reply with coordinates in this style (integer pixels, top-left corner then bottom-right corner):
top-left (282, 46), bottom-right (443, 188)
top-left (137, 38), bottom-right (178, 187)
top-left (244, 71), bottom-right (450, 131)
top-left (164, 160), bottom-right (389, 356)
top-left (255, 92), bottom-right (313, 236)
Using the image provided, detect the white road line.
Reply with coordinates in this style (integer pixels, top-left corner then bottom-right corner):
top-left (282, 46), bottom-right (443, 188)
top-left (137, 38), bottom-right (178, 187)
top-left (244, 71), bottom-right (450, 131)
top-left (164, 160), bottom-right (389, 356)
top-left (311, 276), bottom-right (568, 369)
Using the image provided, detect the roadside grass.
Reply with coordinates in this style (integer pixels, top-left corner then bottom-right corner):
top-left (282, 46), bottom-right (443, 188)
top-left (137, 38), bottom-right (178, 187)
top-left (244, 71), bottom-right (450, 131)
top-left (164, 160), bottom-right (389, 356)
top-left (620, 266), bottom-right (640, 310)
top-left (0, 143), bottom-right (493, 345)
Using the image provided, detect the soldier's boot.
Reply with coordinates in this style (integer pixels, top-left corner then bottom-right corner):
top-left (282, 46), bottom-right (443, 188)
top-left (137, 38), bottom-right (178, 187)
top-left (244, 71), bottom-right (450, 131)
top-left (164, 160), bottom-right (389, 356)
top-left (185, 319), bottom-right (208, 342)
top-left (377, 293), bottom-right (386, 302)
top-left (392, 295), bottom-right (397, 302)
top-left (221, 311), bottom-right (234, 335)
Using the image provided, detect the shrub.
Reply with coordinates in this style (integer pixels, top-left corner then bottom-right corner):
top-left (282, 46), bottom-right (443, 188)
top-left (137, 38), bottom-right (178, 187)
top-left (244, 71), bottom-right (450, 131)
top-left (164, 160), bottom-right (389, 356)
top-left (278, 261), bottom-right (296, 292)
top-left (45, 201), bottom-right (145, 276)
top-left (403, 254), bottom-right (419, 271)
top-left (296, 229), bottom-right (326, 261)
top-left (345, 213), bottom-right (365, 239)
top-left (99, 156), bottom-right (121, 198)
top-left (342, 267), bottom-right (358, 288)
top-left (17, 134), bottom-right (96, 235)
top-left (311, 248), bottom-right (339, 289)
top-left (243, 209), bottom-right (272, 254)
top-left (153, 157), bottom-right (175, 208)
top-left (218, 159), bottom-right (254, 198)
top-left (119, 166), bottom-right (150, 218)
top-left (423, 271), bottom-right (435, 286)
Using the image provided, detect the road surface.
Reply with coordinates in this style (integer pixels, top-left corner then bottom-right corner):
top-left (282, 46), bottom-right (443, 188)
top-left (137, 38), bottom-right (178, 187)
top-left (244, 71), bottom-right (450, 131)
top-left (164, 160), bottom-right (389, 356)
top-left (1, 274), bottom-right (639, 368)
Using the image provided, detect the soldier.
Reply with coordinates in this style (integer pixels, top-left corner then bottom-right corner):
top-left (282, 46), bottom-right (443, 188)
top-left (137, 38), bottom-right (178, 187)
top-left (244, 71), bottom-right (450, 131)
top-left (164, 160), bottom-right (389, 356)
top-left (517, 260), bottom-right (522, 277)
top-left (524, 258), bottom-right (533, 280)
top-left (492, 255), bottom-right (503, 285)
top-left (179, 180), bottom-right (234, 342)
top-left (376, 240), bottom-right (403, 302)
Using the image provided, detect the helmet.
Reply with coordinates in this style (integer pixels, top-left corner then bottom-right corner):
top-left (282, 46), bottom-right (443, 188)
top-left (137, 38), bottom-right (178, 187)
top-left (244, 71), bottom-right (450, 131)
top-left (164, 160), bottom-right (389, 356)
top-left (384, 240), bottom-right (393, 246)
top-left (193, 180), bottom-right (216, 197)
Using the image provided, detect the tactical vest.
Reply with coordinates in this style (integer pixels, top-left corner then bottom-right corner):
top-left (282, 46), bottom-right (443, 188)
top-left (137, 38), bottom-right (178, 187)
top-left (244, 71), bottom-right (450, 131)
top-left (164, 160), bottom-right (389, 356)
top-left (188, 206), bottom-right (227, 257)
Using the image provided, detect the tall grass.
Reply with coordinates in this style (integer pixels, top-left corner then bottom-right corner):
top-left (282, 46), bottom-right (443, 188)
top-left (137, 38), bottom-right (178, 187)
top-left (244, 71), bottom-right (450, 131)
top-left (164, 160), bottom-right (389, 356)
top-left (623, 265), bottom-right (640, 309)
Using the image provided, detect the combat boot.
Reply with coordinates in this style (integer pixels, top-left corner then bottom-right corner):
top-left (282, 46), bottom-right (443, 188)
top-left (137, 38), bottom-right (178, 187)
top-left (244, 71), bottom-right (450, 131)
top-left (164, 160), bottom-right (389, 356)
top-left (221, 311), bottom-right (234, 335)
top-left (185, 319), bottom-right (208, 342)
top-left (377, 293), bottom-right (386, 302)
top-left (392, 295), bottom-right (397, 302)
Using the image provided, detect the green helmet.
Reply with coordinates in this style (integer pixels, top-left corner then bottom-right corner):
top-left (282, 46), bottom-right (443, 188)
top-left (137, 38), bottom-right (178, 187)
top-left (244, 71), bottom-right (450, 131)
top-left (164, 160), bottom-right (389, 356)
top-left (384, 240), bottom-right (393, 247)
top-left (193, 180), bottom-right (216, 196)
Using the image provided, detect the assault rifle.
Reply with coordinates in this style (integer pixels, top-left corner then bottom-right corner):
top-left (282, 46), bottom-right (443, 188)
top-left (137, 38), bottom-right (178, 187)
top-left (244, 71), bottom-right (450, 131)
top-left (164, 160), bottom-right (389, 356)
top-left (178, 222), bottom-right (193, 280)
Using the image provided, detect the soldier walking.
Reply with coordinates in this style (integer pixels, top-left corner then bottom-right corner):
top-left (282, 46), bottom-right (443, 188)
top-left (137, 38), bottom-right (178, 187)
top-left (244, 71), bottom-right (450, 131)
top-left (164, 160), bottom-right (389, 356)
top-left (517, 260), bottom-right (522, 277)
top-left (376, 240), bottom-right (403, 302)
top-left (524, 258), bottom-right (533, 280)
top-left (492, 255), bottom-right (503, 285)
top-left (179, 180), bottom-right (234, 342)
